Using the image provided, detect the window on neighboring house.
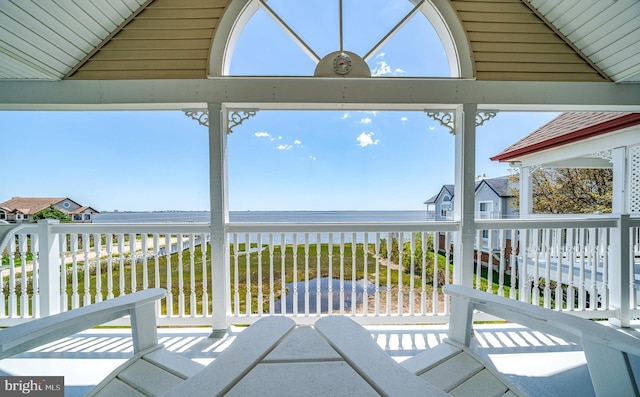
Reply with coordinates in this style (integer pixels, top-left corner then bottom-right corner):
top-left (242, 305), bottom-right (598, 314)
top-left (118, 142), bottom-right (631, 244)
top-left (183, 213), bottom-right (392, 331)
top-left (84, 214), bottom-right (91, 221)
top-left (73, 214), bottom-right (82, 221)
top-left (0, 212), bottom-right (5, 219)
top-left (479, 201), bottom-right (493, 219)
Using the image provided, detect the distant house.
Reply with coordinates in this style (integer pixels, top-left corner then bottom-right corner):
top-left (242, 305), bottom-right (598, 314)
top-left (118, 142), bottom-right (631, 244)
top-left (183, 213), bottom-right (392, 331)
top-left (424, 176), bottom-right (518, 221)
top-left (0, 197), bottom-right (99, 224)
top-left (492, 112), bottom-right (640, 216)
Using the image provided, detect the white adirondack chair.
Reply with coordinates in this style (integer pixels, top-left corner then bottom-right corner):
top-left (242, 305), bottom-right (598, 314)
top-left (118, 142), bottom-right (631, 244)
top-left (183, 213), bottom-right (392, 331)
top-left (401, 285), bottom-right (640, 397)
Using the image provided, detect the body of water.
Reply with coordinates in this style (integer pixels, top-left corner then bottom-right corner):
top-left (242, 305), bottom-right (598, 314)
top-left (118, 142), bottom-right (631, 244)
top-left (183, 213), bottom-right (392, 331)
top-left (93, 210), bottom-right (430, 224)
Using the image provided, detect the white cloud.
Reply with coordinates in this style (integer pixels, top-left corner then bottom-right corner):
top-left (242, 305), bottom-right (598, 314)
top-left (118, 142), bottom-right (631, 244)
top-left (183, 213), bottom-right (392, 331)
top-left (400, 116), bottom-right (408, 123)
top-left (356, 132), bottom-right (380, 147)
top-left (341, 112), bottom-right (350, 120)
top-left (360, 118), bottom-right (372, 124)
top-left (429, 126), bottom-right (436, 131)
top-left (362, 111), bottom-right (378, 116)
top-left (309, 155), bottom-right (317, 160)
top-left (371, 53), bottom-right (405, 77)
top-left (277, 144), bottom-right (293, 150)
top-left (278, 136), bottom-right (283, 140)
top-left (255, 131), bottom-right (271, 138)
top-left (294, 139), bottom-right (302, 145)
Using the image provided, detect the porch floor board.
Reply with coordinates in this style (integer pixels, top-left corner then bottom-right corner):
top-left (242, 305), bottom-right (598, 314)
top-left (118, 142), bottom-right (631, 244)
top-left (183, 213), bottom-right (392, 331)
top-left (1, 322), bottom-right (639, 397)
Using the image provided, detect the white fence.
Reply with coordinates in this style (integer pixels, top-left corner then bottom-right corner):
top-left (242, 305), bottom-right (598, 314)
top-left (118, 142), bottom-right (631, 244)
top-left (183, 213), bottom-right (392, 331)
top-left (1, 216), bottom-right (638, 326)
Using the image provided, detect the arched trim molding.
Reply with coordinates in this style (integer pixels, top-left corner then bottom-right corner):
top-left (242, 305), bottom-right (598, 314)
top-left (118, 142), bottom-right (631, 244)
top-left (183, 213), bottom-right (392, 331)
top-left (208, 0), bottom-right (473, 79)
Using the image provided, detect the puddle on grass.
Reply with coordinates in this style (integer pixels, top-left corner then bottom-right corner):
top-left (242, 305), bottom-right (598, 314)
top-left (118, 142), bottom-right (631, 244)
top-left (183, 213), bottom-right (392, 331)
top-left (274, 277), bottom-right (380, 314)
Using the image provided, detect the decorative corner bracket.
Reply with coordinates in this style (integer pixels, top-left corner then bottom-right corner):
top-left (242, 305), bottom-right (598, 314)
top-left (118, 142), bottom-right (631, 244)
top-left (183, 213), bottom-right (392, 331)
top-left (476, 111), bottom-right (498, 127)
top-left (592, 150), bottom-right (613, 163)
top-left (227, 110), bottom-right (257, 134)
top-left (184, 110), bottom-right (209, 127)
top-left (425, 111), bottom-right (455, 134)
top-left (183, 109), bottom-right (258, 134)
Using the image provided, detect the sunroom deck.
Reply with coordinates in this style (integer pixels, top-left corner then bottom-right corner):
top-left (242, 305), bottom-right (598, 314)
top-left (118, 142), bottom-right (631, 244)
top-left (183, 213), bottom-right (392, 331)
top-left (2, 322), bottom-right (639, 397)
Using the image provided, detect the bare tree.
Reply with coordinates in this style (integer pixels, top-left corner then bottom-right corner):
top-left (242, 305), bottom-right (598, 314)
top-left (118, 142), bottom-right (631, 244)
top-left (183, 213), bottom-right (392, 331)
top-left (509, 168), bottom-right (612, 214)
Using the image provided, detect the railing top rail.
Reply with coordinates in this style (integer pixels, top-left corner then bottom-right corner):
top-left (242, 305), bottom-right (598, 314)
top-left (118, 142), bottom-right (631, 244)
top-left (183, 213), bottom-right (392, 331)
top-left (50, 223), bottom-right (211, 234)
top-left (226, 221), bottom-right (460, 233)
top-left (476, 216), bottom-right (620, 229)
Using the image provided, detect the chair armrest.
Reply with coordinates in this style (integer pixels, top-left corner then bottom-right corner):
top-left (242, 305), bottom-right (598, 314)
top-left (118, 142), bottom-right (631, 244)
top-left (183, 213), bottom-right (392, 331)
top-left (0, 288), bottom-right (166, 359)
top-left (443, 285), bottom-right (640, 397)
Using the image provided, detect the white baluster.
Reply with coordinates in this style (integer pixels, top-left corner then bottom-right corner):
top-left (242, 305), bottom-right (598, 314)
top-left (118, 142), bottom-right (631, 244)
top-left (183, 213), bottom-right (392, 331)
top-left (83, 233), bottom-right (91, 306)
top-left (444, 232), bottom-right (451, 313)
top-left (601, 228), bottom-right (610, 310)
top-left (432, 231), bottom-right (439, 315)
top-left (280, 233), bottom-right (286, 315)
top-left (374, 233), bottom-right (380, 315)
top-left (351, 232), bottom-right (357, 316)
top-left (232, 233), bottom-right (239, 316)
top-left (268, 234), bottom-right (274, 314)
top-left (256, 233), bottom-right (263, 316)
top-left (362, 233), bottom-right (369, 316)
top-left (498, 229), bottom-right (506, 297)
top-left (245, 233), bottom-right (251, 316)
top-left (589, 228), bottom-right (598, 310)
top-left (509, 229), bottom-right (517, 300)
top-left (106, 233), bottom-right (114, 300)
top-left (8, 238), bottom-right (17, 317)
top-left (153, 234), bottom-right (160, 289)
top-left (177, 234), bottom-right (184, 316)
top-left (409, 233), bottom-right (415, 315)
top-left (141, 234), bottom-right (149, 291)
top-left (567, 229), bottom-right (576, 310)
top-left (385, 233), bottom-right (392, 316)
top-left (532, 229), bottom-right (540, 306)
top-left (130, 233), bottom-right (137, 293)
top-left (292, 233), bottom-right (298, 315)
top-left (118, 234), bottom-right (125, 297)
top-left (475, 230), bottom-right (482, 290)
top-left (304, 233), bottom-right (309, 316)
top-left (59, 236), bottom-right (67, 311)
top-left (31, 234), bottom-right (39, 317)
top-left (554, 229), bottom-right (564, 310)
top-left (328, 233), bottom-right (333, 315)
top-left (486, 229), bottom-right (494, 294)
top-left (397, 233), bottom-right (404, 316)
top-left (315, 233), bottom-right (321, 316)
top-left (94, 234), bottom-right (102, 303)
top-left (578, 228), bottom-right (586, 310)
top-left (201, 233), bottom-right (209, 316)
top-left (543, 229), bottom-right (552, 308)
top-left (421, 232), bottom-right (427, 315)
top-left (189, 234), bottom-right (196, 316)
top-left (339, 233), bottom-right (345, 315)
top-left (519, 229), bottom-right (530, 304)
top-left (70, 233), bottom-right (79, 309)
top-left (164, 234), bottom-right (173, 317)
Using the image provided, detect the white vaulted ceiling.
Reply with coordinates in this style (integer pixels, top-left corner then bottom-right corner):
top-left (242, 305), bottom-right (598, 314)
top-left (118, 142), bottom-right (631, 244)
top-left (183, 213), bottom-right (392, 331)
top-left (0, 0), bottom-right (148, 80)
top-left (0, 0), bottom-right (639, 83)
top-left (524, 0), bottom-right (640, 83)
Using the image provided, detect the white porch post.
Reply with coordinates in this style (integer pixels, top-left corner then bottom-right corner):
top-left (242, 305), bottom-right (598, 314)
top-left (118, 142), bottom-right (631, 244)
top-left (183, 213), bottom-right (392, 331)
top-left (453, 103), bottom-right (476, 287)
top-left (208, 103), bottom-right (230, 334)
top-left (38, 219), bottom-right (60, 317)
top-left (611, 147), bottom-right (627, 214)
top-left (609, 214), bottom-right (632, 327)
top-left (519, 166), bottom-right (532, 217)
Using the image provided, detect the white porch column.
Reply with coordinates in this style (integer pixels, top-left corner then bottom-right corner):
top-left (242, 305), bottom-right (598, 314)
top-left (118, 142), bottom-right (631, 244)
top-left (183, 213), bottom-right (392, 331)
top-left (609, 214), bottom-right (632, 327)
top-left (208, 103), bottom-right (230, 334)
top-left (453, 103), bottom-right (476, 287)
top-left (38, 219), bottom-right (60, 317)
top-left (519, 166), bottom-right (532, 217)
top-left (611, 147), bottom-right (627, 214)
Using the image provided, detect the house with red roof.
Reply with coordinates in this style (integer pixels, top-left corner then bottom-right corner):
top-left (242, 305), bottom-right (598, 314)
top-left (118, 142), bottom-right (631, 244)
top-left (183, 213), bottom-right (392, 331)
top-left (0, 197), bottom-right (99, 224)
top-left (491, 113), bottom-right (640, 217)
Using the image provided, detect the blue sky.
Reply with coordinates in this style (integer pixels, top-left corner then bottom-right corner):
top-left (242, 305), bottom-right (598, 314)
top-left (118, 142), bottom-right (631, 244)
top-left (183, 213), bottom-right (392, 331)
top-left (0, 2), bottom-right (558, 212)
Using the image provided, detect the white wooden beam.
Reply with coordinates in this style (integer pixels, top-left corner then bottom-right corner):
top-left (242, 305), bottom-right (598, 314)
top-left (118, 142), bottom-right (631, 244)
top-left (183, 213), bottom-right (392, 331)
top-left (1, 78), bottom-right (639, 111)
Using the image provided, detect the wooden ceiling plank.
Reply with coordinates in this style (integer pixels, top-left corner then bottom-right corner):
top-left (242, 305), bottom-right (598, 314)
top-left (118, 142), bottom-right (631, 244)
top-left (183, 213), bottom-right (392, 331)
top-left (80, 59), bottom-right (205, 71)
top-left (453, 2), bottom-right (530, 13)
top-left (90, 49), bottom-right (209, 60)
top-left (137, 8), bottom-right (225, 19)
top-left (476, 71), bottom-right (607, 82)
top-left (473, 52), bottom-right (585, 63)
top-left (468, 32), bottom-right (566, 44)
top-left (149, 0), bottom-right (227, 8)
top-left (125, 19), bottom-right (218, 30)
top-left (476, 61), bottom-right (601, 73)
top-left (456, 12), bottom-right (542, 24)
top-left (117, 29), bottom-right (214, 39)
top-left (101, 39), bottom-right (212, 50)
top-left (68, 69), bottom-right (206, 79)
top-left (464, 21), bottom-right (552, 34)
top-left (471, 42), bottom-right (575, 54)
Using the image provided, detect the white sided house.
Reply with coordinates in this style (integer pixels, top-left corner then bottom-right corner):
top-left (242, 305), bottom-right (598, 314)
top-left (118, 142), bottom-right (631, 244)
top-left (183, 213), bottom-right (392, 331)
top-left (0, 197), bottom-right (99, 224)
top-left (492, 112), bottom-right (640, 217)
top-left (425, 176), bottom-right (518, 221)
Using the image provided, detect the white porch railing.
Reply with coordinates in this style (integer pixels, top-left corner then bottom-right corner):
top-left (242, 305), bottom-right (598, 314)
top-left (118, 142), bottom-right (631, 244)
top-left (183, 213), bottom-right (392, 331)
top-left (1, 216), bottom-right (639, 327)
